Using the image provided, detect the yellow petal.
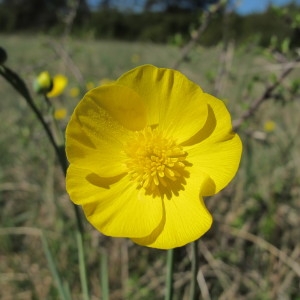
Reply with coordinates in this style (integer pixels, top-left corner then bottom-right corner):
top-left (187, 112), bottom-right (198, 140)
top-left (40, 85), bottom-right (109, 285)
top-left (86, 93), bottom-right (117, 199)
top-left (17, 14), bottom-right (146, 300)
top-left (66, 89), bottom-right (131, 177)
top-left (184, 94), bottom-right (242, 196)
top-left (132, 179), bottom-right (212, 249)
top-left (117, 65), bottom-right (208, 143)
top-left (86, 84), bottom-right (147, 131)
top-left (47, 74), bottom-right (68, 98)
top-left (66, 164), bottom-right (124, 205)
top-left (188, 135), bottom-right (242, 196)
top-left (66, 165), bottom-right (163, 237)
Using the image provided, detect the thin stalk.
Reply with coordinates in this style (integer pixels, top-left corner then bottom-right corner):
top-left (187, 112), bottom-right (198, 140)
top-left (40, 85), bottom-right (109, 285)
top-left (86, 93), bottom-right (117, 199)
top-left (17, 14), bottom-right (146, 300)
top-left (100, 247), bottom-right (110, 300)
top-left (1, 63), bottom-right (87, 298)
top-left (76, 232), bottom-right (90, 300)
top-left (189, 241), bottom-right (199, 300)
top-left (41, 232), bottom-right (69, 300)
top-left (0, 65), bottom-right (63, 170)
top-left (0, 64), bottom-right (84, 234)
top-left (165, 248), bottom-right (174, 300)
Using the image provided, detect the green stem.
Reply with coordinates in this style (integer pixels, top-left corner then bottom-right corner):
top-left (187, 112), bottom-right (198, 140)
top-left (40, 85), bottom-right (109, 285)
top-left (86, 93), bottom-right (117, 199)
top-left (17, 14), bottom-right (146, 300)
top-left (0, 65), bottom-right (64, 172)
top-left (0, 64), bottom-right (84, 234)
top-left (1, 63), bottom-right (87, 299)
top-left (165, 248), bottom-right (174, 300)
top-left (189, 241), bottom-right (199, 300)
top-left (41, 232), bottom-right (69, 300)
top-left (77, 232), bottom-right (90, 300)
top-left (100, 247), bottom-right (110, 300)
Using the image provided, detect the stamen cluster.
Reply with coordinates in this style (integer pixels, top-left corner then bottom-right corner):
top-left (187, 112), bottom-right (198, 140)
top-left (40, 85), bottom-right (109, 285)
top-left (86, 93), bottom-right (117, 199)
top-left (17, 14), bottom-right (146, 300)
top-left (125, 127), bottom-right (189, 196)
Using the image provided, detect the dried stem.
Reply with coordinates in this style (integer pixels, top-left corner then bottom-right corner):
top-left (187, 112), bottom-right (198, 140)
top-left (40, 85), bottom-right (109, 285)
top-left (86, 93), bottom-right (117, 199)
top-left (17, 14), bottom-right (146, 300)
top-left (232, 57), bottom-right (300, 130)
top-left (220, 224), bottom-right (300, 277)
top-left (172, 1), bottom-right (226, 70)
top-left (47, 40), bottom-right (85, 84)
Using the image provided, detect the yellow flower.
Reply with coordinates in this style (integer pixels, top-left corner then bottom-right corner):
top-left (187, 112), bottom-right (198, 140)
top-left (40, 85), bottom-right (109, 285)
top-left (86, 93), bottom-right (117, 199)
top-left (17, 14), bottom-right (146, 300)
top-left (264, 120), bottom-right (276, 132)
top-left (54, 108), bottom-right (67, 120)
top-left (69, 87), bottom-right (80, 98)
top-left (66, 65), bottom-right (242, 249)
top-left (47, 74), bottom-right (68, 98)
top-left (85, 81), bottom-right (95, 91)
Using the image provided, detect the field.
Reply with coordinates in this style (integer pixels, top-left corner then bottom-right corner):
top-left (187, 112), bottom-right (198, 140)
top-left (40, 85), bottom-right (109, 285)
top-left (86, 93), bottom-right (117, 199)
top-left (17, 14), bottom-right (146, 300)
top-left (0, 34), bottom-right (300, 299)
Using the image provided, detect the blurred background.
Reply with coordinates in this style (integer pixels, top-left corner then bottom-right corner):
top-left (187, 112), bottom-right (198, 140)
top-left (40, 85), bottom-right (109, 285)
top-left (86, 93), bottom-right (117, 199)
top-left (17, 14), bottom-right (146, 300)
top-left (1, 0), bottom-right (300, 299)
top-left (1, 0), bottom-right (300, 47)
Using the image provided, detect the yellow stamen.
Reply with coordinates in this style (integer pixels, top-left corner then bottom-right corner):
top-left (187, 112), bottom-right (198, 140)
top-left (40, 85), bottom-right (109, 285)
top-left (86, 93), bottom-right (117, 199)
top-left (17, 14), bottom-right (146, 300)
top-left (124, 127), bottom-right (190, 197)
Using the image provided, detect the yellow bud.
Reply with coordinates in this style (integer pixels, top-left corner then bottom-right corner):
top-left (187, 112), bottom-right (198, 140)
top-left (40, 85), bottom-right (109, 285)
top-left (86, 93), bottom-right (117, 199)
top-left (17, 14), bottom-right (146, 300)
top-left (33, 71), bottom-right (53, 94)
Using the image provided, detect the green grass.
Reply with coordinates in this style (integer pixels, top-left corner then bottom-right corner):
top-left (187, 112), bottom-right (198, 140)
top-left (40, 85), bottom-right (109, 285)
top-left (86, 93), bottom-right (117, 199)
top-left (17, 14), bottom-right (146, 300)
top-left (1, 34), bottom-right (300, 299)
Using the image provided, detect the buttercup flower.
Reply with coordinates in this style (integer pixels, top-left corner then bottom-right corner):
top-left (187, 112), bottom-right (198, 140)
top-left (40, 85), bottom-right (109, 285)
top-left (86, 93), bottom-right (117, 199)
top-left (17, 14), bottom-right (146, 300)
top-left (85, 81), bottom-right (95, 91)
top-left (47, 74), bottom-right (68, 98)
top-left (54, 108), bottom-right (67, 120)
top-left (69, 87), bottom-right (80, 98)
top-left (66, 65), bottom-right (242, 249)
top-left (264, 120), bottom-right (276, 132)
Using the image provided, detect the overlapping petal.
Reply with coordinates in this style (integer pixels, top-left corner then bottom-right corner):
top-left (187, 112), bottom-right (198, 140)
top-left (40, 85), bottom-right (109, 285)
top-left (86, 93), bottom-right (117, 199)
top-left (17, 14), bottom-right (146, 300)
top-left (66, 84), bottom-right (147, 177)
top-left (67, 165), bottom-right (163, 237)
top-left (132, 172), bottom-right (212, 249)
top-left (184, 94), bottom-right (242, 196)
top-left (117, 65), bottom-right (209, 143)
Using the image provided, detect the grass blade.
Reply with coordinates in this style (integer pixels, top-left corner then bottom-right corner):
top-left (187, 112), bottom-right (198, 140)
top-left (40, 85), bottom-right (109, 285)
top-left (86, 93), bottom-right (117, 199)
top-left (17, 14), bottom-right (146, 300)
top-left (41, 232), bottom-right (69, 300)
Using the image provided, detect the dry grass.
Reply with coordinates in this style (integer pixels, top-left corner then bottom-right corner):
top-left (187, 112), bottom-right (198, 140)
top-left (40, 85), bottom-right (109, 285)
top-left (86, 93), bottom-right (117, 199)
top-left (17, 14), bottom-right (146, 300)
top-left (0, 34), bottom-right (300, 299)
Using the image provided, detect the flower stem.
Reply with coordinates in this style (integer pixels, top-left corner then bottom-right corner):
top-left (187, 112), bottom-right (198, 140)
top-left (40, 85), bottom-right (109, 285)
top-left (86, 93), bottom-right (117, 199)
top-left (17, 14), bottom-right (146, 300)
top-left (0, 64), bottom-right (84, 234)
top-left (77, 231), bottom-right (90, 300)
top-left (0, 65), bottom-right (64, 171)
top-left (165, 248), bottom-right (174, 300)
top-left (41, 232), bottom-right (70, 300)
top-left (189, 241), bottom-right (199, 300)
top-left (1, 62), bottom-right (87, 297)
top-left (100, 247), bottom-right (110, 300)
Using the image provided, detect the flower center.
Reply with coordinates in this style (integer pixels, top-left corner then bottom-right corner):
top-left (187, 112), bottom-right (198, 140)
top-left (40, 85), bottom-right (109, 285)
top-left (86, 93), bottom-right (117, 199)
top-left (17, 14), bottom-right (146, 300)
top-left (124, 127), bottom-right (190, 198)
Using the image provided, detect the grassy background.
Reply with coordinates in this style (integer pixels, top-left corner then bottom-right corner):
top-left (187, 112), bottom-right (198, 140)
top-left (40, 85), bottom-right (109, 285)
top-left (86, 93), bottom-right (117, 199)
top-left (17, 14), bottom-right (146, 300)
top-left (0, 34), bottom-right (300, 299)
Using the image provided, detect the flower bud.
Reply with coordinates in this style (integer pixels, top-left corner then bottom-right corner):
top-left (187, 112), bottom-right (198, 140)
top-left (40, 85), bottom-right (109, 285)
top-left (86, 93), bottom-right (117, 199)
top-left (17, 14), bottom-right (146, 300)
top-left (33, 71), bottom-right (53, 94)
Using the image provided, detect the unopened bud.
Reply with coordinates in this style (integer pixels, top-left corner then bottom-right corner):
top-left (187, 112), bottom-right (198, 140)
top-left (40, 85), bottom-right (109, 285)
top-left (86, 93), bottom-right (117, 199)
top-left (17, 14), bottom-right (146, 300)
top-left (33, 71), bottom-right (53, 94)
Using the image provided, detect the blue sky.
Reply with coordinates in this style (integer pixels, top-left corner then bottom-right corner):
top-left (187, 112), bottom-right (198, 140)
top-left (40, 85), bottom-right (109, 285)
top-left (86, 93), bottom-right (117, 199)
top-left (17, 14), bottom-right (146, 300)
top-left (87, 0), bottom-right (300, 14)
top-left (235, 0), bottom-right (300, 15)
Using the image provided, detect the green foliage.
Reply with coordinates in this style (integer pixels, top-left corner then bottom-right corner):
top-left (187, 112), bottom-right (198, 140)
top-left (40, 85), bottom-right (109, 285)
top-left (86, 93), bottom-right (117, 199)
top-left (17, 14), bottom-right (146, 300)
top-left (0, 33), bottom-right (300, 299)
top-left (0, 0), bottom-right (89, 32)
top-left (0, 1), bottom-right (300, 49)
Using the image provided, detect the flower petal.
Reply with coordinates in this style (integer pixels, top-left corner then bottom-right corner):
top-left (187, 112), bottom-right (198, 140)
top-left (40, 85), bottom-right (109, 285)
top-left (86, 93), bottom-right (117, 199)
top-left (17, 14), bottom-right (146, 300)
top-left (67, 165), bottom-right (163, 237)
top-left (66, 84), bottom-right (148, 177)
top-left (185, 94), bottom-right (242, 196)
top-left (132, 180), bottom-right (212, 249)
top-left (66, 164), bottom-right (124, 205)
top-left (117, 65), bottom-right (208, 143)
top-left (86, 84), bottom-right (147, 131)
top-left (47, 74), bottom-right (68, 98)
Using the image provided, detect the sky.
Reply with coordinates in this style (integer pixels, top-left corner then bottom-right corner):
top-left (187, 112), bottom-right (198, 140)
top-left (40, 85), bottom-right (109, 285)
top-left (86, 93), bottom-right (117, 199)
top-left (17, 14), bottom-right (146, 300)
top-left (87, 0), bottom-right (300, 14)
top-left (235, 0), bottom-right (300, 15)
